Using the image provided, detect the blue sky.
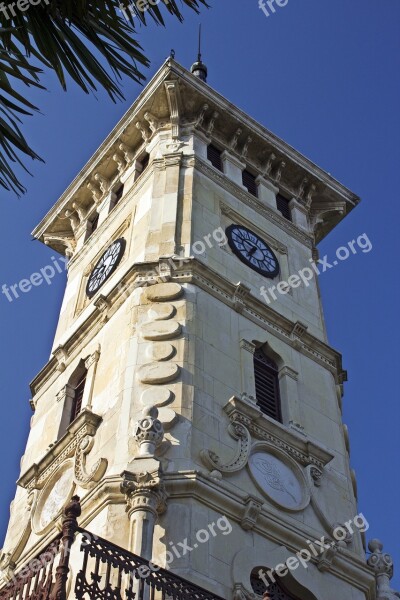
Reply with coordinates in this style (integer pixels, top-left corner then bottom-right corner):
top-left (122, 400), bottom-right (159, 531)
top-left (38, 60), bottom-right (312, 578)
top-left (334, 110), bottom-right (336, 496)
top-left (0, 0), bottom-right (399, 587)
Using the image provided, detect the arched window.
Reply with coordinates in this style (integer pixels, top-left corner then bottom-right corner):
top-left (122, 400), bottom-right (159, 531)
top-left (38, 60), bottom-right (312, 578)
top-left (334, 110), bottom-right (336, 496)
top-left (69, 370), bottom-right (87, 424)
top-left (251, 569), bottom-right (300, 599)
top-left (253, 348), bottom-right (282, 422)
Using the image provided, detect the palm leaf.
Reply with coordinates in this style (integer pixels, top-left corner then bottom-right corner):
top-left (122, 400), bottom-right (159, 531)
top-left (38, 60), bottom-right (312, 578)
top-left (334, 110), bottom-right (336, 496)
top-left (0, 0), bottom-right (209, 196)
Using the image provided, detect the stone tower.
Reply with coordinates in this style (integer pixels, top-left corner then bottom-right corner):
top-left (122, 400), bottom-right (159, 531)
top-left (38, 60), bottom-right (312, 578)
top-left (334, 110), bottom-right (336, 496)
top-left (0, 58), bottom-right (396, 600)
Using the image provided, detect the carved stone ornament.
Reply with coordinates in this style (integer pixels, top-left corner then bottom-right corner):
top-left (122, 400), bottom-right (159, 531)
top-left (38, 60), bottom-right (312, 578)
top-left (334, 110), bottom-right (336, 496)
top-left (240, 496), bottom-right (264, 531)
top-left (31, 460), bottom-right (76, 536)
top-left (248, 445), bottom-right (310, 512)
top-left (18, 410), bottom-right (107, 494)
top-left (133, 413), bottom-right (165, 458)
top-left (121, 465), bottom-right (167, 517)
top-left (200, 421), bottom-right (251, 474)
top-left (368, 540), bottom-right (400, 600)
top-left (74, 434), bottom-right (108, 489)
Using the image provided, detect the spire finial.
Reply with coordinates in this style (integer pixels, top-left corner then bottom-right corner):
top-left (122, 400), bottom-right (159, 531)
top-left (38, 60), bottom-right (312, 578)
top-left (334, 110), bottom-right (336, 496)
top-left (198, 24), bottom-right (202, 62)
top-left (191, 24), bottom-right (208, 83)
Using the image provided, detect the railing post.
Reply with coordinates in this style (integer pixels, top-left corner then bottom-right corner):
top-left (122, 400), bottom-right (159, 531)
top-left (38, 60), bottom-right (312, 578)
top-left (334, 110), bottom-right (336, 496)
top-left (50, 495), bottom-right (81, 600)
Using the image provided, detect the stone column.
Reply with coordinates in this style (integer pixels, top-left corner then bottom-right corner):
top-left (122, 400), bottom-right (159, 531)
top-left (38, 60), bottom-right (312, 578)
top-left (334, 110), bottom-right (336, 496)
top-left (121, 412), bottom-right (167, 560)
top-left (289, 198), bottom-right (309, 231)
top-left (82, 347), bottom-right (101, 411)
top-left (192, 130), bottom-right (210, 161)
top-left (56, 384), bottom-right (75, 438)
top-left (256, 176), bottom-right (278, 209)
top-left (159, 153), bottom-right (182, 257)
top-left (221, 151), bottom-right (245, 187)
top-left (239, 339), bottom-right (256, 397)
top-left (121, 458), bottom-right (167, 560)
top-left (278, 366), bottom-right (301, 427)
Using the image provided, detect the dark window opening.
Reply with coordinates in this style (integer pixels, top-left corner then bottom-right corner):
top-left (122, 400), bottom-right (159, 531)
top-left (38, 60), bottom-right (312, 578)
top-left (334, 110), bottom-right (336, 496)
top-left (207, 144), bottom-right (223, 172)
top-left (141, 153), bottom-right (150, 173)
top-left (115, 184), bottom-right (124, 203)
top-left (110, 184), bottom-right (124, 212)
top-left (242, 169), bottom-right (258, 197)
top-left (87, 212), bottom-right (99, 240)
top-left (276, 194), bottom-right (292, 221)
top-left (70, 372), bottom-right (86, 424)
top-left (253, 349), bottom-right (282, 422)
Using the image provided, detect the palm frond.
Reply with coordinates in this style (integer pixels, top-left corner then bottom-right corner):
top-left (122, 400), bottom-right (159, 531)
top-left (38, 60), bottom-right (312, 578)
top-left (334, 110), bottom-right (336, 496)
top-left (0, 0), bottom-right (209, 196)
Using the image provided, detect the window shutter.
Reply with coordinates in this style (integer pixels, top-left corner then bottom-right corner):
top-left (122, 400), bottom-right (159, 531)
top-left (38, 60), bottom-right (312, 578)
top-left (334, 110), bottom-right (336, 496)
top-left (253, 349), bottom-right (282, 422)
top-left (207, 144), bottom-right (223, 172)
top-left (70, 373), bottom-right (86, 423)
top-left (276, 194), bottom-right (292, 221)
top-left (242, 170), bottom-right (258, 197)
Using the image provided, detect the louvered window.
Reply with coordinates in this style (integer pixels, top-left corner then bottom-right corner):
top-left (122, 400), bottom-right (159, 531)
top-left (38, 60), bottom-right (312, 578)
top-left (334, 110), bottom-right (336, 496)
top-left (276, 194), bottom-right (292, 221)
top-left (253, 349), bottom-right (282, 422)
top-left (207, 144), bottom-right (223, 172)
top-left (70, 373), bottom-right (86, 424)
top-left (242, 169), bottom-right (258, 197)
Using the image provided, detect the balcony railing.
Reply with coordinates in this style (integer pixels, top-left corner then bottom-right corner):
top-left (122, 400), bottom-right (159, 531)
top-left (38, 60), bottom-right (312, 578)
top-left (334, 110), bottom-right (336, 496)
top-left (0, 497), bottom-right (224, 600)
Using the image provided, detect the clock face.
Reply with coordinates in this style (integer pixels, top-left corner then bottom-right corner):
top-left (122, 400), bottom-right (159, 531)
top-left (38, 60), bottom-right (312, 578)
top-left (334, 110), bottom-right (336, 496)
top-left (226, 225), bottom-right (279, 278)
top-left (86, 238), bottom-right (126, 298)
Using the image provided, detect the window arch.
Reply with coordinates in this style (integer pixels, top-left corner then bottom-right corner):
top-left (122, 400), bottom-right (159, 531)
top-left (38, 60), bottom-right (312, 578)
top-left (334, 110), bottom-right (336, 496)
top-left (253, 347), bottom-right (282, 422)
top-left (250, 569), bottom-right (301, 599)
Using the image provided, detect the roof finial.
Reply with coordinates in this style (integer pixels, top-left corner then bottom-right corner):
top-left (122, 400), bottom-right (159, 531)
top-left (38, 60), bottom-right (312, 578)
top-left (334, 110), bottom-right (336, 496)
top-left (191, 24), bottom-right (208, 83)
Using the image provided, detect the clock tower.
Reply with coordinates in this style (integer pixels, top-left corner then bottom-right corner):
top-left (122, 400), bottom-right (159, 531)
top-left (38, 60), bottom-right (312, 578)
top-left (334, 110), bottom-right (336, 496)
top-left (0, 57), bottom-right (397, 600)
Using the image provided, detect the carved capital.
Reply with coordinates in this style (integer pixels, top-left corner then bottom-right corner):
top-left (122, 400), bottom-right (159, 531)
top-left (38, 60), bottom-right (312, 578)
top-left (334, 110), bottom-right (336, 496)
top-left (121, 469), bottom-right (167, 517)
top-left (53, 345), bottom-right (68, 372)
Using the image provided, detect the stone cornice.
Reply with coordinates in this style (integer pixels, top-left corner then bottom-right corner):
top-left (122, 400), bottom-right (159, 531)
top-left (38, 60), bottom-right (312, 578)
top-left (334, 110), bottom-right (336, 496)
top-left (162, 471), bottom-right (374, 597)
top-left (29, 258), bottom-right (346, 400)
top-left (18, 410), bottom-right (102, 491)
top-left (32, 58), bottom-right (360, 249)
top-left (204, 160), bottom-right (312, 247)
top-left (6, 470), bottom-right (373, 599)
top-left (223, 396), bottom-right (334, 470)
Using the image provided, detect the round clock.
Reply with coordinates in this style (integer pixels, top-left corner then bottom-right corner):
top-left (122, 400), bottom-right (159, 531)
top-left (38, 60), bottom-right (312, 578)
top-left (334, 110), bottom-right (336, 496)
top-left (226, 225), bottom-right (279, 278)
top-left (86, 238), bottom-right (126, 298)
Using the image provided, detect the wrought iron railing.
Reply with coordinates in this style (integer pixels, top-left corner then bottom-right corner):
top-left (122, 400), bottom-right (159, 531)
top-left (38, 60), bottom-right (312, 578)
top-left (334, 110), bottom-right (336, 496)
top-left (0, 497), bottom-right (224, 600)
top-left (0, 537), bottom-right (61, 600)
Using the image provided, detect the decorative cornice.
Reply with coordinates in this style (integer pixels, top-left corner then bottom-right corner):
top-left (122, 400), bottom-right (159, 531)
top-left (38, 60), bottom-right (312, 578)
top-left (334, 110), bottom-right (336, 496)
top-left (29, 258), bottom-right (346, 400)
top-left (223, 395), bottom-right (334, 470)
top-left (203, 161), bottom-right (313, 248)
top-left (18, 410), bottom-right (104, 491)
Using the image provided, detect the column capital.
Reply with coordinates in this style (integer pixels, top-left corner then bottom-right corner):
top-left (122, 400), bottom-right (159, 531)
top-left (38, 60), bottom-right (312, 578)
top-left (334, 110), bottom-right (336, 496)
top-left (121, 462), bottom-right (167, 518)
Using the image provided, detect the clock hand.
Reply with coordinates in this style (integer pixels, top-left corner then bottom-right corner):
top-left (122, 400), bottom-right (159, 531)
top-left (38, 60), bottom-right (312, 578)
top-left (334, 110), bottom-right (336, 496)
top-left (248, 246), bottom-right (257, 257)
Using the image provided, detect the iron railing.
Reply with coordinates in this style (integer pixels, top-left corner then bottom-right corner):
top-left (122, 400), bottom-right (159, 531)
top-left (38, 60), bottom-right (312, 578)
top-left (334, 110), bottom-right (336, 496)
top-left (0, 497), bottom-right (224, 600)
